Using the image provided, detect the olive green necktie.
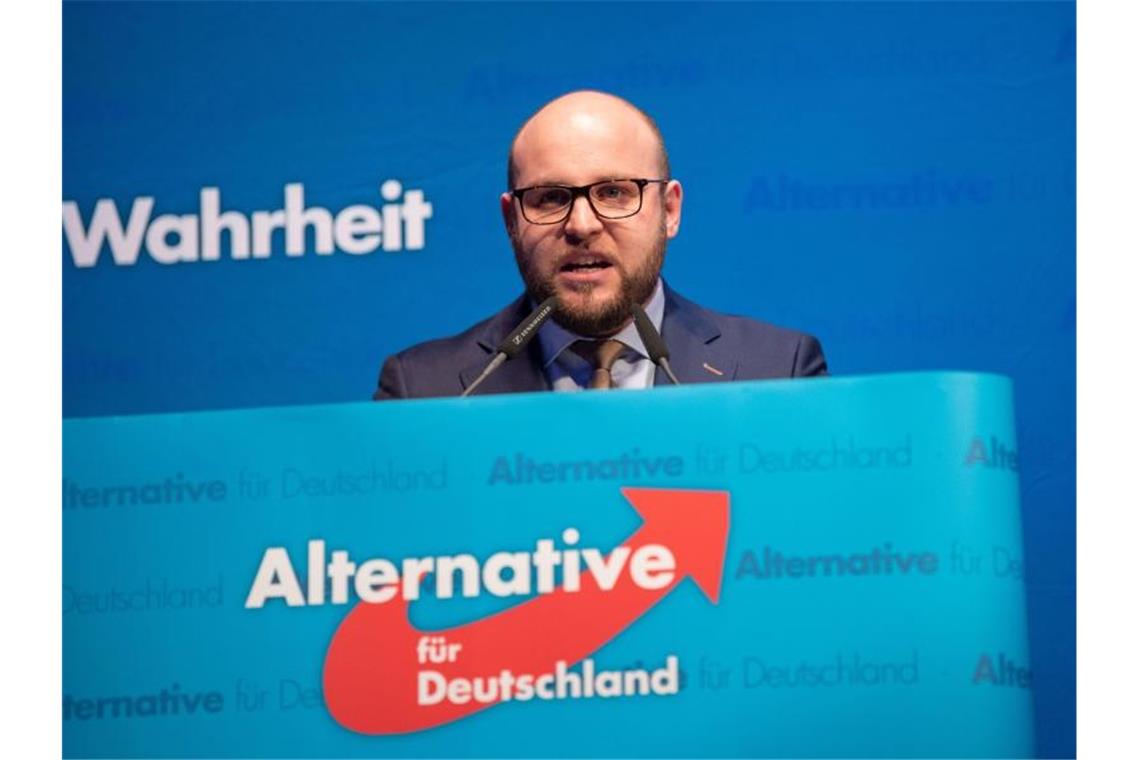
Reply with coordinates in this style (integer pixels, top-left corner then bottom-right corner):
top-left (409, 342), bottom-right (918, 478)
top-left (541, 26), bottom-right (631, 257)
top-left (573, 339), bottom-right (627, 390)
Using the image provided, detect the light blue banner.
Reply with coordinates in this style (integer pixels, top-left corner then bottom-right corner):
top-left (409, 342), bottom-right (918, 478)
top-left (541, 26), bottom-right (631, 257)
top-left (63, 373), bottom-right (1032, 757)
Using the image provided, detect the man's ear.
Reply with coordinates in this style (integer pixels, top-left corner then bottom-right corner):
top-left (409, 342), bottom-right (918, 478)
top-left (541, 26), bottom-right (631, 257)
top-left (664, 179), bottom-right (683, 239)
top-left (500, 192), bottom-right (517, 235)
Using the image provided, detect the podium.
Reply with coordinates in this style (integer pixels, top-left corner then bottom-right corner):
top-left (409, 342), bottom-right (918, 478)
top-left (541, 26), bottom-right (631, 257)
top-left (63, 372), bottom-right (1034, 757)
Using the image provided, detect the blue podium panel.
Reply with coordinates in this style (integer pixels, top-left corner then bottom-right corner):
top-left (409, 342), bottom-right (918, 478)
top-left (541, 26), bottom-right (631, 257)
top-left (63, 373), bottom-right (1032, 758)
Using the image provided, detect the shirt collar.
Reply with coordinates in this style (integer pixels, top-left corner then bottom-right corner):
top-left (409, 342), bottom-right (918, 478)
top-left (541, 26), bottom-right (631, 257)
top-left (535, 278), bottom-right (666, 369)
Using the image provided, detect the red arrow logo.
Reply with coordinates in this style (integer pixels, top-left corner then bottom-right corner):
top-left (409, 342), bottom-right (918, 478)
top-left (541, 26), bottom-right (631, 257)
top-left (322, 487), bottom-right (730, 734)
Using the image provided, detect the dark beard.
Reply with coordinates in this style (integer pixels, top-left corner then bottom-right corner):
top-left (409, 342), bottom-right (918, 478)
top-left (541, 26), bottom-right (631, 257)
top-left (511, 230), bottom-right (665, 337)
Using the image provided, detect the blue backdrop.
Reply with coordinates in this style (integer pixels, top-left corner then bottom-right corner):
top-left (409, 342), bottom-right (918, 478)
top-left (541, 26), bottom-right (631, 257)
top-left (62, 2), bottom-right (1075, 757)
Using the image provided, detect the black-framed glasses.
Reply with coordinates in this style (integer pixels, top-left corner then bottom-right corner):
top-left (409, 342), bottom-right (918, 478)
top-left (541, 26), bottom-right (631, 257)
top-left (511, 178), bottom-right (668, 224)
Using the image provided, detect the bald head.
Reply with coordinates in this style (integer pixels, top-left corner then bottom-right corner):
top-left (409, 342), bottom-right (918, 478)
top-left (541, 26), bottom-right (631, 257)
top-left (507, 90), bottom-right (670, 189)
top-left (500, 90), bottom-right (684, 337)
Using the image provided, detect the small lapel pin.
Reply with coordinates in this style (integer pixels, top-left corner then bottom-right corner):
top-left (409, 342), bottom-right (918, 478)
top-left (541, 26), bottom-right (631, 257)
top-left (702, 362), bottom-right (725, 377)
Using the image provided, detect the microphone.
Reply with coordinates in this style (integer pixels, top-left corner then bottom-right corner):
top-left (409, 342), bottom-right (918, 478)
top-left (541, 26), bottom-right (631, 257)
top-left (462, 296), bottom-right (557, 397)
top-left (631, 303), bottom-right (680, 385)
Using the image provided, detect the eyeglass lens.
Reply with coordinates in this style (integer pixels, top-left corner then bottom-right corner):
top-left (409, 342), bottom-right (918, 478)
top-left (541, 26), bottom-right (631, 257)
top-left (521, 180), bottom-right (642, 222)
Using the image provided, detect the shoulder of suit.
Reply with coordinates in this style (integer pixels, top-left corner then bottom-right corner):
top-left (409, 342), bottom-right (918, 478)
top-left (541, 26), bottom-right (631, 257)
top-left (666, 287), bottom-right (817, 349)
top-left (711, 310), bottom-right (815, 348)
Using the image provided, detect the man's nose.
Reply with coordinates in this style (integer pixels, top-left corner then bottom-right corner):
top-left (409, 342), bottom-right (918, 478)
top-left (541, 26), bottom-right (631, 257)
top-left (562, 194), bottom-right (604, 239)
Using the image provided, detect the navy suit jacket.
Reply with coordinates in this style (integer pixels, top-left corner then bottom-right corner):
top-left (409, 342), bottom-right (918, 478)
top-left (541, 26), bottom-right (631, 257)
top-left (373, 285), bottom-right (827, 400)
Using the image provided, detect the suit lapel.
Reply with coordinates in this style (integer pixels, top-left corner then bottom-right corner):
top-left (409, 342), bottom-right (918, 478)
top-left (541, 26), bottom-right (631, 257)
top-left (459, 297), bottom-right (550, 395)
top-left (656, 285), bottom-right (739, 386)
top-left (458, 286), bottom-right (734, 393)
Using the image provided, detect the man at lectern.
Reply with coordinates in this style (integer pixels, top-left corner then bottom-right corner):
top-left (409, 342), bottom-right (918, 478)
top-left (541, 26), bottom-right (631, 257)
top-left (374, 90), bottom-right (826, 400)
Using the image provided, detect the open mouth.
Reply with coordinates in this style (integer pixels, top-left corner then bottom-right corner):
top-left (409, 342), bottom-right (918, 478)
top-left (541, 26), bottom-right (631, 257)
top-left (559, 256), bottom-right (613, 274)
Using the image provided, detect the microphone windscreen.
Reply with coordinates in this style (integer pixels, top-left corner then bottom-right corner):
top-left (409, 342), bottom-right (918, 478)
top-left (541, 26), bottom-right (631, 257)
top-left (632, 303), bottom-right (669, 362)
top-left (496, 296), bottom-right (557, 358)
